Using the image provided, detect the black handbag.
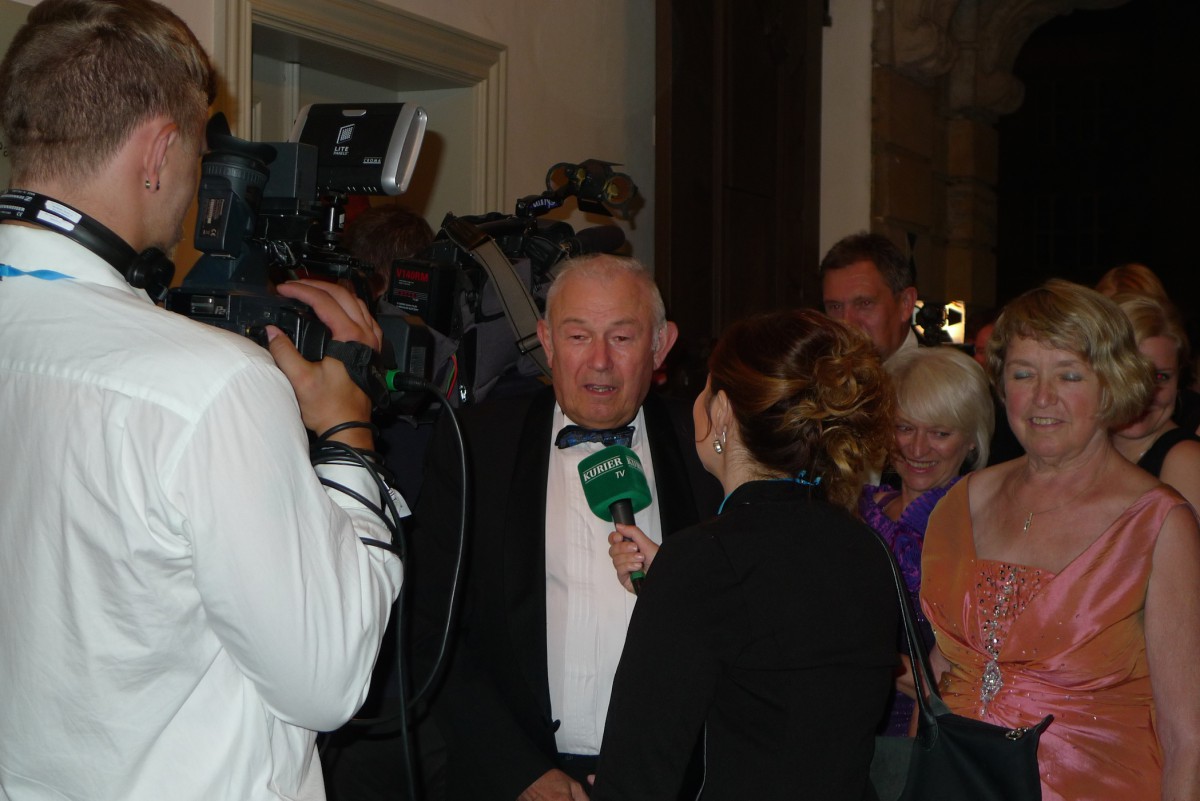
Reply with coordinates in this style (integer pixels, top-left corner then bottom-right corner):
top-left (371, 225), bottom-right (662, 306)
top-left (869, 533), bottom-right (1053, 801)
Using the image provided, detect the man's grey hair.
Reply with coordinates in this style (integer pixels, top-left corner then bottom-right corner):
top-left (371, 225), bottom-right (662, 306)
top-left (544, 254), bottom-right (669, 348)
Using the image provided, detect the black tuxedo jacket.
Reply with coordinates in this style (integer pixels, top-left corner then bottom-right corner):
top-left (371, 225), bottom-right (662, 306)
top-left (410, 386), bottom-right (721, 800)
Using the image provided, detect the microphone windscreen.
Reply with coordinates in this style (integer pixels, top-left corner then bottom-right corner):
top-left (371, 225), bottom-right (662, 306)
top-left (577, 445), bottom-right (651, 522)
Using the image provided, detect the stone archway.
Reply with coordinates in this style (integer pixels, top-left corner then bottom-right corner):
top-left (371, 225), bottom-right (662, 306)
top-left (870, 0), bottom-right (1131, 310)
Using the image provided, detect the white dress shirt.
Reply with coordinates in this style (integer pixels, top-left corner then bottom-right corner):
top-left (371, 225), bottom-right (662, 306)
top-left (885, 327), bottom-right (919, 366)
top-left (0, 227), bottom-right (403, 800)
top-left (544, 405), bottom-right (662, 755)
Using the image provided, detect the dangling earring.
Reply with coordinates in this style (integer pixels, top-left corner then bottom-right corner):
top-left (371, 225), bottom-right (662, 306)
top-left (712, 430), bottom-right (726, 454)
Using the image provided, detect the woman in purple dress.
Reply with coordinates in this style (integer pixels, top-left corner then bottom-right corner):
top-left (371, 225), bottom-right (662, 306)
top-left (859, 345), bottom-right (994, 736)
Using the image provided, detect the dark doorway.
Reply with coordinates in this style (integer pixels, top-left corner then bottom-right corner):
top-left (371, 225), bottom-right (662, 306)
top-left (655, 0), bottom-right (824, 392)
top-left (996, 0), bottom-right (1200, 334)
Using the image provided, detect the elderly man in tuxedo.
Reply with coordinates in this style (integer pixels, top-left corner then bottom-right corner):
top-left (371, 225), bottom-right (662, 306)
top-left (411, 254), bottom-right (720, 801)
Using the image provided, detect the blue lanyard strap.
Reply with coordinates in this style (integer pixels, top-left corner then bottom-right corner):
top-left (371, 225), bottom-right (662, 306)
top-left (0, 263), bottom-right (75, 281)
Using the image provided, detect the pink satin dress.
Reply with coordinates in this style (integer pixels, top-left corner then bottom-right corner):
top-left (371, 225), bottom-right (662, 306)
top-left (921, 478), bottom-right (1187, 801)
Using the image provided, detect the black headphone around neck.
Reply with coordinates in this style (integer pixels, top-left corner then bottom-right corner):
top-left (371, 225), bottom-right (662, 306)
top-left (0, 188), bottom-right (176, 302)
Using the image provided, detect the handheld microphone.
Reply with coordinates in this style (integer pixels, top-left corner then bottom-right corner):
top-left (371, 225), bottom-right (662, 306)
top-left (577, 445), bottom-right (651, 594)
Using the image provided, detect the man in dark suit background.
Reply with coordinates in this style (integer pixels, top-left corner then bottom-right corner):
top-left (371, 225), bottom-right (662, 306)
top-left (411, 254), bottom-right (721, 801)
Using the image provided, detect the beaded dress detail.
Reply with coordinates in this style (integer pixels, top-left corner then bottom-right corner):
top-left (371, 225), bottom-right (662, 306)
top-left (975, 562), bottom-right (1046, 714)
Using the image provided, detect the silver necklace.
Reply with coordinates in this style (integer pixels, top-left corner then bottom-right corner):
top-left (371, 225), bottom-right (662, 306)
top-left (1009, 451), bottom-right (1109, 535)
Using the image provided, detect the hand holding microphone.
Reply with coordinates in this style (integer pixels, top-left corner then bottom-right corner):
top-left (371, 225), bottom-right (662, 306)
top-left (608, 525), bottom-right (657, 595)
top-left (577, 445), bottom-right (652, 594)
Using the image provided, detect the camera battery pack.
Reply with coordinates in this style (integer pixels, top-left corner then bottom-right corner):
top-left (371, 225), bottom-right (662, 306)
top-left (387, 257), bottom-right (458, 333)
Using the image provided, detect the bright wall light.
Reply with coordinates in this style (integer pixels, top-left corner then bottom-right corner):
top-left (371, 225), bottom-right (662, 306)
top-left (913, 299), bottom-right (966, 345)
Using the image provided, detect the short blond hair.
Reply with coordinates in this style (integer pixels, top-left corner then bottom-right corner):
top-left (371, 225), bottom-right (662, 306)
top-left (986, 279), bottom-right (1154, 429)
top-left (886, 346), bottom-right (994, 470)
top-left (0, 0), bottom-right (216, 184)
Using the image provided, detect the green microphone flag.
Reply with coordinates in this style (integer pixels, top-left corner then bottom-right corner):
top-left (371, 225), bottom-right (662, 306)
top-left (577, 445), bottom-right (651, 522)
top-left (577, 445), bottom-right (651, 594)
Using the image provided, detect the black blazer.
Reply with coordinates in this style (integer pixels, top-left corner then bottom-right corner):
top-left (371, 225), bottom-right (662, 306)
top-left (592, 480), bottom-right (899, 801)
top-left (410, 386), bottom-right (721, 800)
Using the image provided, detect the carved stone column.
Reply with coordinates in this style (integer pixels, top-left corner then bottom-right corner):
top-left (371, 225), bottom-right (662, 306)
top-left (871, 0), bottom-right (959, 303)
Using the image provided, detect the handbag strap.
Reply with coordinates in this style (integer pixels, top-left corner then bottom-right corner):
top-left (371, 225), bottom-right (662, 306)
top-left (870, 532), bottom-right (952, 722)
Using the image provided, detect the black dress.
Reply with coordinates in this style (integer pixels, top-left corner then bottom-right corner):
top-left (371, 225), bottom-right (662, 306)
top-left (1174, 388), bottom-right (1200, 435)
top-left (592, 480), bottom-right (898, 801)
top-left (1137, 426), bottom-right (1200, 477)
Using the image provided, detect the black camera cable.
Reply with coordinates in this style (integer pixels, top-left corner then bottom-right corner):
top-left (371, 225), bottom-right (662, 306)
top-left (309, 417), bottom-right (418, 799)
top-left (312, 376), bottom-right (468, 801)
top-left (310, 421), bottom-right (405, 555)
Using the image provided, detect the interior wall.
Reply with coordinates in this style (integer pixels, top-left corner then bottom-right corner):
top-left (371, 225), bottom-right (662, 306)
top-left (0, 0), bottom-right (653, 264)
top-left (159, 0), bottom-right (213, 49)
top-left (4, 0), bottom-right (860, 282)
top-left (334, 0), bottom-right (659, 266)
top-left (249, 51), bottom-right (475, 227)
top-left (819, 0), bottom-right (873, 258)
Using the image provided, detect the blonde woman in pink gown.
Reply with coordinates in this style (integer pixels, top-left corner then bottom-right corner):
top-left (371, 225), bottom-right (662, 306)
top-left (921, 280), bottom-right (1200, 801)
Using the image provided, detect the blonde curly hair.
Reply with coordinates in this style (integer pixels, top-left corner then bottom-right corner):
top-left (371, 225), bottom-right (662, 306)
top-left (706, 309), bottom-right (894, 513)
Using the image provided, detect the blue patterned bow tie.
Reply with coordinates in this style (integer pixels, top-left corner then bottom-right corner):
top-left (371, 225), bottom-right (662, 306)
top-left (555, 424), bottom-right (635, 449)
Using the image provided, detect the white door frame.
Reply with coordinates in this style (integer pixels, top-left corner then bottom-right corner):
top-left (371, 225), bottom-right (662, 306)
top-left (216, 0), bottom-right (506, 212)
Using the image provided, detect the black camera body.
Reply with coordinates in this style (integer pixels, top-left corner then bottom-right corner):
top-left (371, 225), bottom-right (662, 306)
top-left (386, 214), bottom-right (568, 331)
top-left (383, 160), bottom-right (638, 367)
top-left (164, 287), bottom-right (330, 360)
top-left (169, 104), bottom-right (427, 365)
top-left (386, 205), bottom-right (633, 407)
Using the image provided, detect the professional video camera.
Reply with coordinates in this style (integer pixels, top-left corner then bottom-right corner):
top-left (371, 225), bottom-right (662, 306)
top-left (386, 159), bottom-right (639, 407)
top-left (165, 103), bottom-right (428, 364)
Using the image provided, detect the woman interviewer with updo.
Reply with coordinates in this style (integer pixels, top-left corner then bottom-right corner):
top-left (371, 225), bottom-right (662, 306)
top-left (591, 309), bottom-right (899, 801)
